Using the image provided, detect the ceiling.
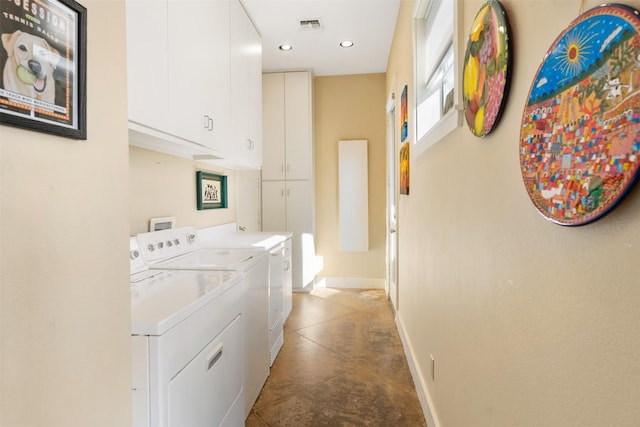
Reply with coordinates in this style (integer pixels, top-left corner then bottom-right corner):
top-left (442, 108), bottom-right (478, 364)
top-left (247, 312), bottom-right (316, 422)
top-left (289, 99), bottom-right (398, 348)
top-left (242, 0), bottom-right (401, 76)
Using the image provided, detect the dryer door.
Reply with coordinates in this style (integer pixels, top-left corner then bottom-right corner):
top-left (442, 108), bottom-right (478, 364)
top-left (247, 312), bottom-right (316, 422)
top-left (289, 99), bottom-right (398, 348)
top-left (168, 316), bottom-right (243, 426)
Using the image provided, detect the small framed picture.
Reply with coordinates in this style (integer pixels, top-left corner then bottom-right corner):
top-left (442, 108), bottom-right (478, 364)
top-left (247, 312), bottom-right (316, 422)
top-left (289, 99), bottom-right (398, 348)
top-left (0, 0), bottom-right (87, 139)
top-left (399, 142), bottom-right (410, 195)
top-left (196, 171), bottom-right (227, 210)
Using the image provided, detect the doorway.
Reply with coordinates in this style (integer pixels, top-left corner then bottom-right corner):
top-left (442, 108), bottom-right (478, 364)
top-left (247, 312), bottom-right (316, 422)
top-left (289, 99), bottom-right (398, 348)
top-left (387, 92), bottom-right (398, 312)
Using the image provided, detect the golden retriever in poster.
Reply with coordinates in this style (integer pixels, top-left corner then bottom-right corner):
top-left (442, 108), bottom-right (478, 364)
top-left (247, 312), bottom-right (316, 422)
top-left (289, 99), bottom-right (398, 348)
top-left (2, 30), bottom-right (60, 105)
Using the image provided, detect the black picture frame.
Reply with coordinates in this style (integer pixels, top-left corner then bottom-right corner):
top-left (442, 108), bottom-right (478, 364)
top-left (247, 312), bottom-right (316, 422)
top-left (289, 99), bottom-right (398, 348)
top-left (0, 0), bottom-right (87, 139)
top-left (196, 171), bottom-right (228, 210)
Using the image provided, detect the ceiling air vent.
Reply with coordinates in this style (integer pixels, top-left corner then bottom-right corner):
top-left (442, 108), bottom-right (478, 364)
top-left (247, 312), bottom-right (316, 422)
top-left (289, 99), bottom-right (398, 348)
top-left (299, 19), bottom-right (323, 31)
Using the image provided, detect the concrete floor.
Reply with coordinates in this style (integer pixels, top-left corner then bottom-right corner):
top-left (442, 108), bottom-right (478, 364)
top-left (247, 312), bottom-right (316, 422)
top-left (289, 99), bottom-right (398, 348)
top-left (246, 287), bottom-right (427, 426)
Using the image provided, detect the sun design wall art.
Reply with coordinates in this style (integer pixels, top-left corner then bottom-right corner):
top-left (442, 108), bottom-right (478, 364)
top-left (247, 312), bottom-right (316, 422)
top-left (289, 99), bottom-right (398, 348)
top-left (520, 4), bottom-right (640, 225)
top-left (462, 0), bottom-right (511, 137)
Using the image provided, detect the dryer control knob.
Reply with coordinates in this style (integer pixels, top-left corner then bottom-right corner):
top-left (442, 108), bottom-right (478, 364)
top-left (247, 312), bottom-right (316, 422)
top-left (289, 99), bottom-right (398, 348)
top-left (147, 244), bottom-right (155, 252)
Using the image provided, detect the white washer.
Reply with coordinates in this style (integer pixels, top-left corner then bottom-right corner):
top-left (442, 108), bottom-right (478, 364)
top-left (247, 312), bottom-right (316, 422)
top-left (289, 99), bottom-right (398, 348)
top-left (136, 226), bottom-right (270, 420)
top-left (129, 238), bottom-right (244, 427)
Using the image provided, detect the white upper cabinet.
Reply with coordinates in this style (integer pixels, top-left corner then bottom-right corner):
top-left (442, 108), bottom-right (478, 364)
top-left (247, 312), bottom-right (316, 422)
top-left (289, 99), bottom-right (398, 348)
top-left (126, 0), bottom-right (262, 169)
top-left (167, 0), bottom-right (231, 152)
top-left (262, 73), bottom-right (286, 180)
top-left (283, 72), bottom-right (312, 180)
top-left (126, 0), bottom-right (169, 131)
top-left (262, 71), bottom-right (312, 181)
top-left (230, 0), bottom-right (262, 168)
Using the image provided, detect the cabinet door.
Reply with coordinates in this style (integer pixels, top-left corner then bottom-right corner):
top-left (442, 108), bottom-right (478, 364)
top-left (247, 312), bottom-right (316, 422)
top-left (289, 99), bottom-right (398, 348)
top-left (284, 72), bottom-right (312, 180)
top-left (262, 73), bottom-right (286, 180)
top-left (261, 181), bottom-right (286, 231)
top-left (236, 169), bottom-right (262, 232)
top-left (285, 180), bottom-right (313, 235)
top-left (126, 0), bottom-right (169, 130)
top-left (246, 15), bottom-right (263, 164)
top-left (168, 0), bottom-right (231, 151)
top-left (230, 0), bottom-right (262, 167)
top-left (285, 181), bottom-right (314, 288)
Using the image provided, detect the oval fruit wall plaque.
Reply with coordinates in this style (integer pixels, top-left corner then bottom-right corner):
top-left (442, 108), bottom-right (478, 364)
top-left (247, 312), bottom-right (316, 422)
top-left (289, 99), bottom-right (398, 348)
top-left (463, 0), bottom-right (511, 137)
top-left (520, 4), bottom-right (640, 225)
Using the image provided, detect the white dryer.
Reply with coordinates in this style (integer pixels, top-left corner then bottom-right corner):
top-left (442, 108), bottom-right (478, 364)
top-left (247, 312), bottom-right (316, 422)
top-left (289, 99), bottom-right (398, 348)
top-left (197, 224), bottom-right (294, 365)
top-left (129, 237), bottom-right (244, 427)
top-left (136, 226), bottom-right (269, 420)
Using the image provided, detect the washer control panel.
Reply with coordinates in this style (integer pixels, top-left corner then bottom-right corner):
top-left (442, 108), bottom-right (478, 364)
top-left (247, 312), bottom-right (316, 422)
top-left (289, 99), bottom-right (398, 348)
top-left (129, 237), bottom-right (147, 275)
top-left (136, 226), bottom-right (200, 264)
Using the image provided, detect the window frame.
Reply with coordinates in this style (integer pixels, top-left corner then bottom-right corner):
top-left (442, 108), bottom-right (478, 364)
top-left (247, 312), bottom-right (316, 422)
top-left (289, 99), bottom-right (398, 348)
top-left (413, 0), bottom-right (464, 158)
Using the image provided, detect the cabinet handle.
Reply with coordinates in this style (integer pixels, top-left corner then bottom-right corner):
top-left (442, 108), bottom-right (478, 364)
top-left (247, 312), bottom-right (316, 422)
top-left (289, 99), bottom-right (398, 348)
top-left (281, 189), bottom-right (284, 196)
top-left (286, 188), bottom-right (290, 196)
top-left (247, 139), bottom-right (253, 150)
top-left (281, 165), bottom-right (284, 173)
top-left (283, 259), bottom-right (291, 271)
top-left (204, 115), bottom-right (213, 131)
top-left (206, 342), bottom-right (224, 370)
top-left (286, 164), bottom-right (290, 172)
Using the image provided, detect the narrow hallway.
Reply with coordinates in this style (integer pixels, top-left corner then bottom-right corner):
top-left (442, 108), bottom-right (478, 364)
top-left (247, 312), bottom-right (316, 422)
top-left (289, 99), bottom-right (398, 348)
top-left (246, 288), bottom-right (427, 426)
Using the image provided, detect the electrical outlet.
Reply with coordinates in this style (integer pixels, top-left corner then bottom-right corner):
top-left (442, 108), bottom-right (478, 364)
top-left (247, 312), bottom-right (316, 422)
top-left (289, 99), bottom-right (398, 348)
top-left (430, 354), bottom-right (435, 381)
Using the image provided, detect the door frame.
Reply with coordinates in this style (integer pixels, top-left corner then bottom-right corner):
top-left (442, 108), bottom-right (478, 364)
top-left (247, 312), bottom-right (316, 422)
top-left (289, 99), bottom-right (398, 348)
top-left (386, 88), bottom-right (398, 312)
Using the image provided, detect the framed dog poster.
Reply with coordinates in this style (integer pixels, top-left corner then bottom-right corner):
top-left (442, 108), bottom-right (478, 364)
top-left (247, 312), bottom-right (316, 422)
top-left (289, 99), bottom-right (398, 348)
top-left (0, 0), bottom-right (87, 139)
top-left (196, 171), bottom-right (228, 210)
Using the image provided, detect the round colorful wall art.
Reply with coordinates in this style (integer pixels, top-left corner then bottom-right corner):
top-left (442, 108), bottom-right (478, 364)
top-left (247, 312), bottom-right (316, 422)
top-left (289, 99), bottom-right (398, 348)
top-left (520, 4), bottom-right (640, 225)
top-left (462, 0), bottom-right (511, 137)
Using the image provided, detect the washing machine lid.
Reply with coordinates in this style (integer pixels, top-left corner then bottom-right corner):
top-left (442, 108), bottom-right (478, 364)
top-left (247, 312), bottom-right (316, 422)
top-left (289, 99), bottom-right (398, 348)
top-left (149, 247), bottom-right (263, 271)
top-left (131, 269), bottom-right (241, 335)
top-left (199, 231), bottom-right (290, 250)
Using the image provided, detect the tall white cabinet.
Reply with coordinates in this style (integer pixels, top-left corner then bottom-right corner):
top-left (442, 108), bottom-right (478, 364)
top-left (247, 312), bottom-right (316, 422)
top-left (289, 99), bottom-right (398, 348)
top-left (261, 71), bottom-right (316, 290)
top-left (126, 0), bottom-right (262, 169)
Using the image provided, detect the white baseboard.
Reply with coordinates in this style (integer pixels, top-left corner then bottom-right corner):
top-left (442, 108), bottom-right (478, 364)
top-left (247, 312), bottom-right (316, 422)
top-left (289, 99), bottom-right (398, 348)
top-left (396, 315), bottom-right (440, 427)
top-left (315, 276), bottom-right (385, 289)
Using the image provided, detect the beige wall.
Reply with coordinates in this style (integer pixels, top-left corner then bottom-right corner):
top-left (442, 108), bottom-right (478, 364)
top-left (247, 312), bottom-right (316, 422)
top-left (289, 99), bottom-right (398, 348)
top-left (0, 1), bottom-right (131, 425)
top-left (314, 74), bottom-right (387, 282)
top-left (129, 147), bottom-right (237, 235)
top-left (388, 0), bottom-right (640, 426)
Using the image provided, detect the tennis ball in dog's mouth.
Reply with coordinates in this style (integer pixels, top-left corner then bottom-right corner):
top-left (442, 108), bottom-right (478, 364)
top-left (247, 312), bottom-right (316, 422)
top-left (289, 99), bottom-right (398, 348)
top-left (17, 66), bottom-right (37, 85)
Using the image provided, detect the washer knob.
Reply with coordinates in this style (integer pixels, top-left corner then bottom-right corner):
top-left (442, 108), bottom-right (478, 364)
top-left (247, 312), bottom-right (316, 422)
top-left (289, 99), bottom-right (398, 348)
top-left (130, 250), bottom-right (140, 260)
top-left (147, 244), bottom-right (155, 252)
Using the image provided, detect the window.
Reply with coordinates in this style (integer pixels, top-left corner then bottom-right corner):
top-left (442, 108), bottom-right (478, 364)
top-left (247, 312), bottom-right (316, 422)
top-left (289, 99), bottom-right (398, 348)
top-left (414, 0), bottom-right (462, 157)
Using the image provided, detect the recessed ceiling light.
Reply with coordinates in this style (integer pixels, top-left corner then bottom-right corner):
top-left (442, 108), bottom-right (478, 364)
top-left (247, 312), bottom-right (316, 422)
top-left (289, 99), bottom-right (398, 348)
top-left (340, 41), bottom-right (354, 48)
top-left (279, 44), bottom-right (293, 51)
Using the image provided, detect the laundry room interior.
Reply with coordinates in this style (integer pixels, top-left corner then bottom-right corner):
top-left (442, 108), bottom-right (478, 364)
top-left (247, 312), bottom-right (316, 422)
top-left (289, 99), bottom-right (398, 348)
top-left (1, 0), bottom-right (640, 426)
